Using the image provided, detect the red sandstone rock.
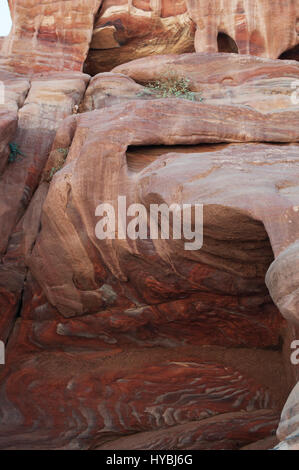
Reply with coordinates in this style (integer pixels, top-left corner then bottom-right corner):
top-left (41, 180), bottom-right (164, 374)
top-left (276, 382), bottom-right (299, 450)
top-left (95, 410), bottom-right (279, 450)
top-left (0, 72), bottom-right (89, 343)
top-left (28, 104), bottom-right (299, 320)
top-left (85, 0), bottom-right (195, 75)
top-left (0, 1), bottom-right (298, 75)
top-left (0, 72), bottom-right (89, 256)
top-left (113, 52), bottom-right (299, 90)
top-left (187, 0), bottom-right (299, 59)
top-left (23, 78), bottom-right (299, 448)
top-left (0, 0), bottom-right (100, 74)
top-left (81, 73), bottom-right (147, 111)
top-left (85, 53), bottom-right (299, 114)
top-left (240, 435), bottom-right (278, 450)
top-left (86, 0), bottom-right (299, 73)
top-left (0, 108), bottom-right (17, 175)
top-left (0, 71), bottom-right (30, 112)
top-left (0, 49), bottom-right (299, 450)
top-left (0, 356), bottom-right (280, 449)
top-left (0, 183), bottom-right (48, 342)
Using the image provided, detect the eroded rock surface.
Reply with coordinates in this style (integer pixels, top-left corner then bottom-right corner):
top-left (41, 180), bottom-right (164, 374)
top-left (0, 1), bottom-right (298, 75)
top-left (0, 72), bottom-right (89, 342)
top-left (95, 410), bottom-right (279, 450)
top-left (85, 0), bottom-right (195, 75)
top-left (29, 107), bottom-right (299, 317)
top-left (0, 0), bottom-right (101, 74)
top-left (276, 381), bottom-right (299, 450)
top-left (85, 53), bottom-right (299, 114)
top-left (0, 52), bottom-right (298, 450)
top-left (0, 355), bottom-right (282, 449)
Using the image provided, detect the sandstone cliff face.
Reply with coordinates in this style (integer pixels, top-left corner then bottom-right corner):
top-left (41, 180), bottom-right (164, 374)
top-left (85, 0), bottom-right (196, 74)
top-left (0, 0), bottom-right (299, 452)
top-left (187, 0), bottom-right (299, 56)
top-left (0, 1), bottom-right (298, 75)
top-left (87, 0), bottom-right (299, 74)
top-left (0, 52), bottom-right (298, 449)
top-left (0, 0), bottom-right (101, 73)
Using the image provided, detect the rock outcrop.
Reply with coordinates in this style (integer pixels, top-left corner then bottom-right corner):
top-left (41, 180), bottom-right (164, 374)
top-left (0, 71), bottom-right (89, 342)
top-left (187, 0), bottom-right (299, 58)
top-left (0, 1), bottom-right (298, 75)
top-left (0, 109), bottom-right (17, 175)
top-left (85, 0), bottom-right (196, 75)
top-left (276, 381), bottom-right (299, 450)
top-left (95, 410), bottom-right (280, 450)
top-left (0, 52), bottom-right (298, 449)
top-left (0, 0), bottom-right (100, 74)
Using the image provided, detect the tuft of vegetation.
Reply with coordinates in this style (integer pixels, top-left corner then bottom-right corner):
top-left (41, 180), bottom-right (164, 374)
top-left (143, 72), bottom-right (203, 102)
top-left (48, 166), bottom-right (60, 181)
top-left (46, 147), bottom-right (69, 182)
top-left (8, 142), bottom-right (26, 163)
top-left (57, 147), bottom-right (69, 159)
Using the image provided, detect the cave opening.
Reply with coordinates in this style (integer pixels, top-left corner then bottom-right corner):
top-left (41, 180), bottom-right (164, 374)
top-left (217, 32), bottom-right (239, 53)
top-left (278, 44), bottom-right (299, 61)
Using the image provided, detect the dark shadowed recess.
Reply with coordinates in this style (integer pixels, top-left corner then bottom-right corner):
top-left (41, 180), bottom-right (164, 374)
top-left (126, 144), bottom-right (229, 173)
top-left (217, 33), bottom-right (239, 54)
top-left (279, 44), bottom-right (299, 61)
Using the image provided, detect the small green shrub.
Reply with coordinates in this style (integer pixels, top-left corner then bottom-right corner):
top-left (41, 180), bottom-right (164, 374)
top-left (49, 166), bottom-right (59, 180)
top-left (57, 148), bottom-right (69, 159)
top-left (46, 148), bottom-right (69, 182)
top-left (144, 72), bottom-right (203, 102)
top-left (8, 142), bottom-right (26, 163)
